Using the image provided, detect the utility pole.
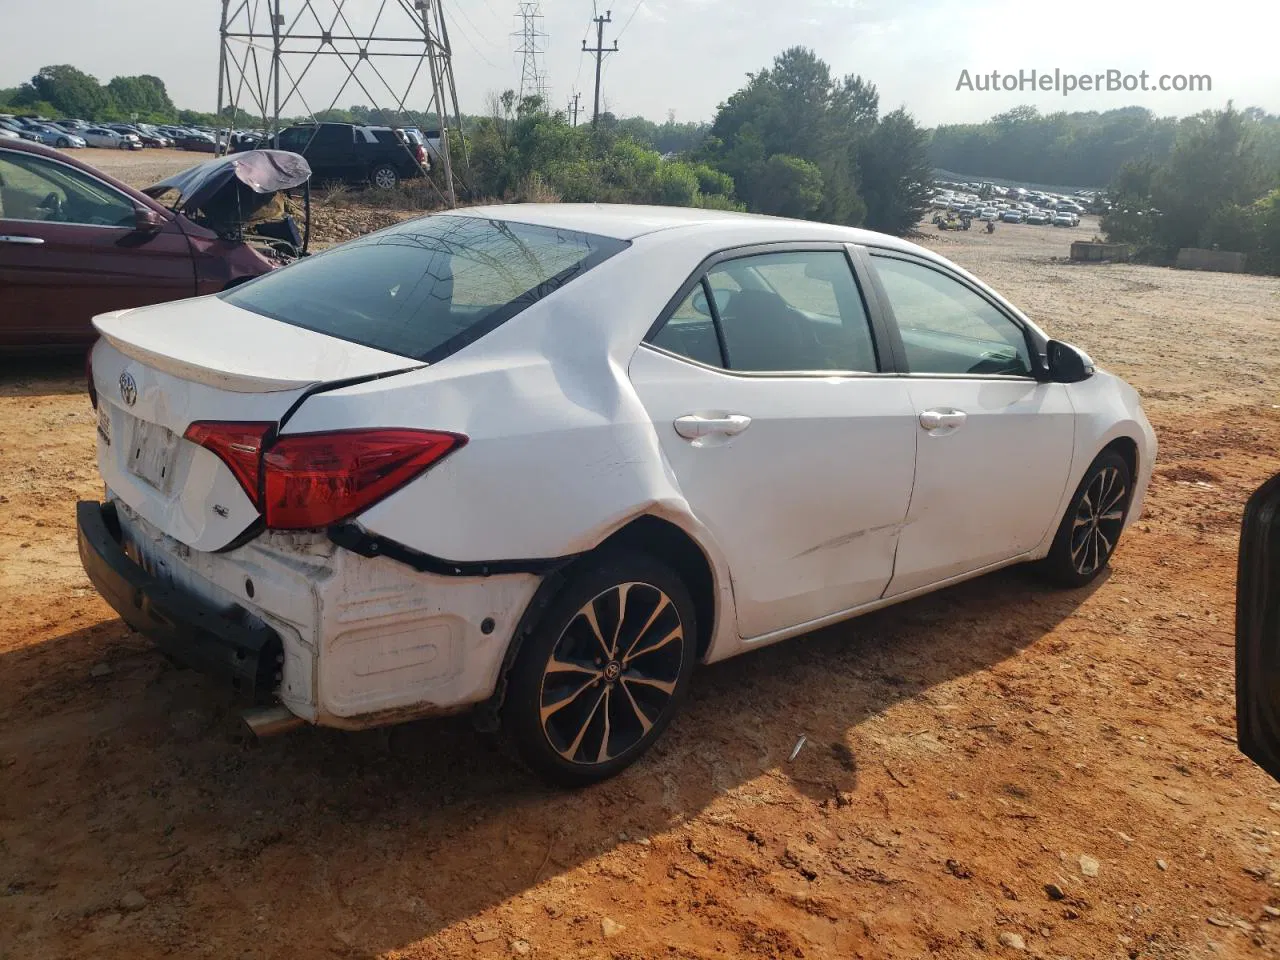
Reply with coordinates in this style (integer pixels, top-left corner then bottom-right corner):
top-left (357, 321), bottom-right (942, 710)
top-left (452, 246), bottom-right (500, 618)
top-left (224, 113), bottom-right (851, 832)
top-left (568, 91), bottom-right (581, 126)
top-left (582, 10), bottom-right (616, 128)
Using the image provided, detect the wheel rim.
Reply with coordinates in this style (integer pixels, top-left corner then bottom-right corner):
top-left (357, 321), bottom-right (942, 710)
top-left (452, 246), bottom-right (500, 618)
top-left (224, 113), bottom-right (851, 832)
top-left (374, 168), bottom-right (396, 188)
top-left (1070, 466), bottom-right (1127, 576)
top-left (538, 581), bottom-right (685, 766)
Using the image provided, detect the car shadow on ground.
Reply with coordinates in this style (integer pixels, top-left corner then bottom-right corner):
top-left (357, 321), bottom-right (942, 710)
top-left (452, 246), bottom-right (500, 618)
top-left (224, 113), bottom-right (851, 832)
top-left (0, 355), bottom-right (89, 398)
top-left (0, 563), bottom-right (1103, 955)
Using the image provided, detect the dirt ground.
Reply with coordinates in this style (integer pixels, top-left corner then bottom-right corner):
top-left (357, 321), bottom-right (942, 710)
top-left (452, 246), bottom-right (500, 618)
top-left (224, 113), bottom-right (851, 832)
top-left (3, 166), bottom-right (1280, 958)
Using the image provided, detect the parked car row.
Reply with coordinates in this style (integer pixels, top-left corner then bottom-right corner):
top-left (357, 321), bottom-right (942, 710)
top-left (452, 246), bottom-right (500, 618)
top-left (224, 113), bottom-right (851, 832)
top-left (930, 188), bottom-right (1084, 229)
top-left (0, 115), bottom-right (258, 153)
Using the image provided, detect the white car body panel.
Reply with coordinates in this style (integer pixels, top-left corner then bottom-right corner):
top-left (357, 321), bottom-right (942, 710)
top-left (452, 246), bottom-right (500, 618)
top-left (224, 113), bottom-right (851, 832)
top-left (629, 346), bottom-right (916, 638)
top-left (885, 378), bottom-right (1075, 596)
top-left (83, 204), bottom-right (1157, 731)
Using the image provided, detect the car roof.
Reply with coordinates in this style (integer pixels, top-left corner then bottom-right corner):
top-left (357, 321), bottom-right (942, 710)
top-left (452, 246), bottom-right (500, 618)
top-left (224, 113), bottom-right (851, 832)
top-left (440, 202), bottom-right (928, 252)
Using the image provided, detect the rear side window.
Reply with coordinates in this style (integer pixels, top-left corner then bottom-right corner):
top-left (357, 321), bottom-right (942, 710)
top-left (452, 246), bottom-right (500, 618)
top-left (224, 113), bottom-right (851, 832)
top-left (276, 127), bottom-right (314, 152)
top-left (222, 215), bottom-right (628, 362)
top-left (647, 250), bottom-right (880, 374)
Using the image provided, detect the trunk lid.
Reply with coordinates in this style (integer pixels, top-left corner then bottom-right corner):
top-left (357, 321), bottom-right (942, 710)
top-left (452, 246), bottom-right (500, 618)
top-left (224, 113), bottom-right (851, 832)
top-left (91, 297), bottom-right (423, 551)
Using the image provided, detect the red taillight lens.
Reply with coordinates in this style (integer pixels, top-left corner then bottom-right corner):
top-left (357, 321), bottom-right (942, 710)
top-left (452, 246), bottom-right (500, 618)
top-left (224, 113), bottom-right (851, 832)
top-left (184, 421), bottom-right (275, 507)
top-left (262, 429), bottom-right (464, 529)
top-left (415, 144), bottom-right (427, 165)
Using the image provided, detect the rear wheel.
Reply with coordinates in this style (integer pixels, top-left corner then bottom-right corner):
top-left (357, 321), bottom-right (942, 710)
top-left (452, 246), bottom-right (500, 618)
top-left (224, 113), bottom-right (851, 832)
top-left (1040, 450), bottom-right (1132, 587)
top-left (501, 552), bottom-right (696, 786)
top-left (370, 163), bottom-right (399, 189)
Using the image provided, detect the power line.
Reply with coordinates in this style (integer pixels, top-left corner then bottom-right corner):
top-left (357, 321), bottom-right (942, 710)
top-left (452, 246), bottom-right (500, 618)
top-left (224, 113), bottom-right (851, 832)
top-left (572, 22), bottom-right (591, 91)
top-left (614, 0), bottom-right (644, 41)
top-left (445, 8), bottom-right (501, 69)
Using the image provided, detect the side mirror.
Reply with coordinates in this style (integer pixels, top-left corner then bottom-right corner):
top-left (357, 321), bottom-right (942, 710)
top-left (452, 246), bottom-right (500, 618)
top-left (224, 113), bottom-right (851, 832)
top-left (1045, 339), bottom-right (1094, 383)
top-left (133, 205), bottom-right (165, 234)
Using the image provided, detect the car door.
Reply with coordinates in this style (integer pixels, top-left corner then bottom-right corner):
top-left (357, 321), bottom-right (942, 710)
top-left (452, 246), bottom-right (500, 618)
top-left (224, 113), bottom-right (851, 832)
top-left (629, 245), bottom-right (917, 640)
top-left (861, 249), bottom-right (1076, 597)
top-left (0, 148), bottom-right (196, 349)
top-left (1238, 473), bottom-right (1280, 783)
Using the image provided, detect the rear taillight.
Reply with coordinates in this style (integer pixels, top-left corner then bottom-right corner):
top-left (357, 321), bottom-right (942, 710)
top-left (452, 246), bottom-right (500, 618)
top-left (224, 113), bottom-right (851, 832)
top-left (263, 429), bottom-right (463, 529)
top-left (184, 421), bottom-right (274, 506)
top-left (183, 424), bottom-right (463, 530)
top-left (85, 350), bottom-right (97, 409)
top-left (414, 144), bottom-right (427, 165)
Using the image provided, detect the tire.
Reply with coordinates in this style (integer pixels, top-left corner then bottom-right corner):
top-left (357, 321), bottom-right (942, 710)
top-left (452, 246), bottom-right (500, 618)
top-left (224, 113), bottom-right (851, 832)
top-left (56, 137), bottom-right (69, 148)
top-left (370, 163), bottom-right (400, 189)
top-left (1040, 450), bottom-right (1132, 588)
top-left (501, 551), bottom-right (697, 786)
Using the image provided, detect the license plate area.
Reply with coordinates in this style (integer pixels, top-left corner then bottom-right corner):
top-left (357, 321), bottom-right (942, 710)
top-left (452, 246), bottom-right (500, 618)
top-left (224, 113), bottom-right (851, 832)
top-left (96, 405), bottom-right (112, 446)
top-left (125, 416), bottom-right (180, 494)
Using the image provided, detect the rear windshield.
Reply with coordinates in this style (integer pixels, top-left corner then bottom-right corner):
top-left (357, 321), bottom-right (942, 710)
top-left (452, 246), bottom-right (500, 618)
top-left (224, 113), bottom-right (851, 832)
top-left (221, 215), bottom-right (627, 362)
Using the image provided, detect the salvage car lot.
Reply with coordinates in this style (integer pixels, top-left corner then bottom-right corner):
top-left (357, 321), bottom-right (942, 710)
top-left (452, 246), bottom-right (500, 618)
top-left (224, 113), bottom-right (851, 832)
top-left (2, 190), bottom-right (1280, 956)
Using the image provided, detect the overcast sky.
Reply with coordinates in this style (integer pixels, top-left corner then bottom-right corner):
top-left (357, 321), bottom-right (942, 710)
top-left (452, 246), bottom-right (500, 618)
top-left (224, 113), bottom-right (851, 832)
top-left (2, 0), bottom-right (1276, 126)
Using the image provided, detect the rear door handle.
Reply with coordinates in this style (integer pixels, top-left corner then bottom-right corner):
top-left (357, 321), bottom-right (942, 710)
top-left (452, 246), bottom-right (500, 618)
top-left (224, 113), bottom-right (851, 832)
top-left (674, 414), bottom-right (752, 440)
top-left (0, 235), bottom-right (45, 245)
top-left (919, 409), bottom-right (967, 430)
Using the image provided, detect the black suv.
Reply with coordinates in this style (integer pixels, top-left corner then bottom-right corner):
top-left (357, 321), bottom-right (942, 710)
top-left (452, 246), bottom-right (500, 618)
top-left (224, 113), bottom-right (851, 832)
top-left (275, 123), bottom-right (427, 189)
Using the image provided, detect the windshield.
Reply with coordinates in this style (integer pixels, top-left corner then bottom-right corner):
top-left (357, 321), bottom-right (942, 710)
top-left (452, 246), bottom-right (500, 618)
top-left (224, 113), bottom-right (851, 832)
top-left (221, 215), bottom-right (628, 363)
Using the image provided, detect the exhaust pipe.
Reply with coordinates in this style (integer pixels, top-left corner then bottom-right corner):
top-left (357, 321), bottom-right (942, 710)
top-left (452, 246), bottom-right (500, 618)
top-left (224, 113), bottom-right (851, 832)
top-left (242, 705), bottom-right (305, 738)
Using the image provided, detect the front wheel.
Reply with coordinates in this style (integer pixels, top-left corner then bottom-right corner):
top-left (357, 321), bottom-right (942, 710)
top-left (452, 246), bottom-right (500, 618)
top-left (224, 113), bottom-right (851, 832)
top-left (56, 137), bottom-right (69, 148)
top-left (1040, 450), bottom-right (1132, 588)
top-left (370, 163), bottom-right (399, 189)
top-left (501, 552), bottom-right (697, 786)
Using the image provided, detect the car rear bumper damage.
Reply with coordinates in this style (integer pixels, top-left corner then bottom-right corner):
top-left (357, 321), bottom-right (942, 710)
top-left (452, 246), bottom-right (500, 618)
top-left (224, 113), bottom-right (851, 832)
top-left (76, 498), bottom-right (542, 730)
top-left (77, 500), bottom-right (285, 701)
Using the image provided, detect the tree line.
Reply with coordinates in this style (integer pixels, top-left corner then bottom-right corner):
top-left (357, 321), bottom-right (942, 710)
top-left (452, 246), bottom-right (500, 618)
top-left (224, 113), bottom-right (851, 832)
top-left (1101, 104), bottom-right (1280, 274)
top-left (929, 103), bottom-right (1280, 190)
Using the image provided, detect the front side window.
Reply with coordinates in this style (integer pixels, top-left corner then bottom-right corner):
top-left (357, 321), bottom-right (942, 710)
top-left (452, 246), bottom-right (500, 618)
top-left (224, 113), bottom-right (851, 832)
top-left (870, 255), bottom-right (1033, 376)
top-left (648, 250), bottom-right (879, 374)
top-left (222, 215), bottom-right (628, 362)
top-left (0, 151), bottom-right (134, 226)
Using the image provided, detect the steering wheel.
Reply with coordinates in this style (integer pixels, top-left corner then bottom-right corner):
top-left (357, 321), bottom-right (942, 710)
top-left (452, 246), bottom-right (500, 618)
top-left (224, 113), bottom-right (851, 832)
top-left (37, 192), bottom-right (63, 220)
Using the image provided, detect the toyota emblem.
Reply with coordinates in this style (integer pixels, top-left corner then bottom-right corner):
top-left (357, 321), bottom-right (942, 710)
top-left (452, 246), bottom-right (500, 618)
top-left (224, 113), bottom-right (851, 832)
top-left (118, 372), bottom-right (137, 406)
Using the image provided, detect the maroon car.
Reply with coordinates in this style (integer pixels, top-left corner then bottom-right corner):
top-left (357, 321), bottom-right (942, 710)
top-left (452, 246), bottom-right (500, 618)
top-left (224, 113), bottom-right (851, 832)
top-left (0, 140), bottom-right (309, 352)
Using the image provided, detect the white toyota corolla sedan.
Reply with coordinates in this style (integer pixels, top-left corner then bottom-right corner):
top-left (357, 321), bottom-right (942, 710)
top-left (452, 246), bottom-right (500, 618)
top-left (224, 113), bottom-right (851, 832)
top-left (78, 204), bottom-right (1155, 784)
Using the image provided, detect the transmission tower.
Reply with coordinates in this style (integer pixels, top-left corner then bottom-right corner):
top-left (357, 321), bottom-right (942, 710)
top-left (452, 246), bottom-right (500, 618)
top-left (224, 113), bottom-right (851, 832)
top-left (513, 2), bottom-right (549, 106)
top-left (216, 0), bottom-right (466, 205)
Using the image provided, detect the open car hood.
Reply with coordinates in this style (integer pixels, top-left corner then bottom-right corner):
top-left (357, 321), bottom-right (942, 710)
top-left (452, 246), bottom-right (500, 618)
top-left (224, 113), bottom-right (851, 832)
top-left (142, 149), bottom-right (311, 215)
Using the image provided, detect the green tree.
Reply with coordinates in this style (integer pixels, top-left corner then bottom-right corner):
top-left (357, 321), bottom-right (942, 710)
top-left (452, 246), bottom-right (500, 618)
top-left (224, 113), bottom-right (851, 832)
top-left (756, 154), bottom-right (824, 217)
top-left (708, 47), bottom-right (871, 223)
top-left (857, 108), bottom-right (933, 234)
top-left (1152, 103), bottom-right (1268, 250)
top-left (106, 74), bottom-right (176, 119)
top-left (17, 64), bottom-right (110, 118)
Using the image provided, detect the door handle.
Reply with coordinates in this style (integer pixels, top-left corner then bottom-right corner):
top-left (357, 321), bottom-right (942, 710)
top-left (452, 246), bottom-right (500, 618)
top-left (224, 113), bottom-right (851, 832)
top-left (0, 235), bottom-right (45, 245)
top-left (919, 409), bottom-right (967, 430)
top-left (674, 414), bottom-right (752, 440)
